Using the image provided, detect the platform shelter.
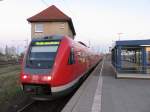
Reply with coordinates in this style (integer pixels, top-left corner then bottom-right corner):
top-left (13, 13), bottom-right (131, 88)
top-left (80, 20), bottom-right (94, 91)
top-left (112, 39), bottom-right (150, 78)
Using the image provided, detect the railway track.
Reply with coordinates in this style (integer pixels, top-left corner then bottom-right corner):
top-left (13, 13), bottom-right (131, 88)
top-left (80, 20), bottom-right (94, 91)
top-left (17, 101), bottom-right (35, 112)
top-left (5, 92), bottom-right (75, 112)
top-left (0, 61), bottom-right (18, 65)
top-left (17, 95), bottom-right (73, 112)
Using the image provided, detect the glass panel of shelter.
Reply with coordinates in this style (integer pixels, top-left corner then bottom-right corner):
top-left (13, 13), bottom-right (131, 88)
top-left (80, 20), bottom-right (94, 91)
top-left (120, 47), bottom-right (143, 73)
top-left (146, 47), bottom-right (150, 73)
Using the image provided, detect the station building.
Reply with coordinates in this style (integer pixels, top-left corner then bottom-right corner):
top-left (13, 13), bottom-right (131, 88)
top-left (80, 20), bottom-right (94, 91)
top-left (111, 39), bottom-right (150, 78)
top-left (27, 5), bottom-right (76, 39)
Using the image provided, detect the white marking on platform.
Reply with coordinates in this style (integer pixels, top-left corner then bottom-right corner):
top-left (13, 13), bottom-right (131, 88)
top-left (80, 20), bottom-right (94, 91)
top-left (91, 57), bottom-right (105, 112)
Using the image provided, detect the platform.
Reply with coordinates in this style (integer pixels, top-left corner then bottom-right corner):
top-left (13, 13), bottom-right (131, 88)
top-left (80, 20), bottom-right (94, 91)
top-left (62, 59), bottom-right (103, 112)
top-left (62, 55), bottom-right (150, 112)
top-left (116, 73), bottom-right (150, 79)
top-left (112, 64), bottom-right (150, 79)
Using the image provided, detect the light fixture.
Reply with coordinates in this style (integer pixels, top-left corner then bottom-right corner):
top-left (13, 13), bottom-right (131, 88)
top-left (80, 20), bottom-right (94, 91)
top-left (140, 45), bottom-right (150, 47)
top-left (42, 76), bottom-right (52, 81)
top-left (23, 75), bottom-right (27, 79)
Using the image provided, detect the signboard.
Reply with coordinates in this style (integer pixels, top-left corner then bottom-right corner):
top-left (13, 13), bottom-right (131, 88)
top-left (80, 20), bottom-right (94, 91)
top-left (34, 41), bottom-right (60, 46)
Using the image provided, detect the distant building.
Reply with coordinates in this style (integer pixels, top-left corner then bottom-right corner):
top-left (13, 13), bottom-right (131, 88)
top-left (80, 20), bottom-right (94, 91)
top-left (27, 5), bottom-right (76, 39)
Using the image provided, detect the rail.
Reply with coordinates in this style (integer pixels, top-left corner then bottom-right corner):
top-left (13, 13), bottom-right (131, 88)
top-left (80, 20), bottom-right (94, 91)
top-left (0, 60), bottom-right (19, 66)
top-left (17, 101), bottom-right (35, 112)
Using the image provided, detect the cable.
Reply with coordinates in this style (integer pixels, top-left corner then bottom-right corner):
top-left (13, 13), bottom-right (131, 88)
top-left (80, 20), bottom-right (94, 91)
top-left (41, 0), bottom-right (49, 7)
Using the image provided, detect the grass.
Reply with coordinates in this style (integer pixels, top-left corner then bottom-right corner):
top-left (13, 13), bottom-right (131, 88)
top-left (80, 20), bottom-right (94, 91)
top-left (0, 68), bottom-right (22, 111)
top-left (0, 65), bottom-right (20, 74)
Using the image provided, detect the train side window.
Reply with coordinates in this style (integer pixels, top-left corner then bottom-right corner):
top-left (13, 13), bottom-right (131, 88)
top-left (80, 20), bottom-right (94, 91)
top-left (68, 47), bottom-right (75, 64)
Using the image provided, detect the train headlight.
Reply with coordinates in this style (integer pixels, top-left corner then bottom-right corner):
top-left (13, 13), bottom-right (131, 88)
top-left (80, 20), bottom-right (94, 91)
top-left (22, 75), bottom-right (28, 79)
top-left (47, 76), bottom-right (52, 80)
top-left (42, 76), bottom-right (52, 81)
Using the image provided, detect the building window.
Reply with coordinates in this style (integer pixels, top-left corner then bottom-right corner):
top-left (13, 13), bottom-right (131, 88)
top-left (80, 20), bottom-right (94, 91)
top-left (35, 24), bottom-right (43, 32)
top-left (60, 23), bottom-right (65, 29)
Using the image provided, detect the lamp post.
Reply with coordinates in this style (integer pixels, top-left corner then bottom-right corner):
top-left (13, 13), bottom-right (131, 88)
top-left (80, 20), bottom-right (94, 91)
top-left (117, 33), bottom-right (123, 41)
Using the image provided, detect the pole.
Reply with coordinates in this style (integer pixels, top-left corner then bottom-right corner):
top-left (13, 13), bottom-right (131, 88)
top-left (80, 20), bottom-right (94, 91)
top-left (118, 33), bottom-right (123, 41)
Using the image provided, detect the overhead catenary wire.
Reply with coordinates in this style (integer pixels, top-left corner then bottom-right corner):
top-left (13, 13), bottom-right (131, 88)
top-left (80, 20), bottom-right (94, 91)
top-left (41, 0), bottom-right (49, 7)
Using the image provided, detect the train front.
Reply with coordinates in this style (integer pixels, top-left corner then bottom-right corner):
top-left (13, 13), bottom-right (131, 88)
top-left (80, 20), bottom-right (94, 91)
top-left (20, 37), bottom-right (61, 100)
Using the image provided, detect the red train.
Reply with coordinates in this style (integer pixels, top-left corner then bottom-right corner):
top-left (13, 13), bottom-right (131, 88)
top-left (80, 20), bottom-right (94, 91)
top-left (20, 35), bottom-right (101, 100)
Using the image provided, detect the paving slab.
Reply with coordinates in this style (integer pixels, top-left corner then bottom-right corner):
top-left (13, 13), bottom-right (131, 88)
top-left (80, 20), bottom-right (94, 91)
top-left (102, 60), bottom-right (150, 112)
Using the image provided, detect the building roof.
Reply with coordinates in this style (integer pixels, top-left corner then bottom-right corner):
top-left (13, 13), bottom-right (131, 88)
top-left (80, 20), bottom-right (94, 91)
top-left (115, 39), bottom-right (150, 46)
top-left (27, 5), bottom-right (76, 36)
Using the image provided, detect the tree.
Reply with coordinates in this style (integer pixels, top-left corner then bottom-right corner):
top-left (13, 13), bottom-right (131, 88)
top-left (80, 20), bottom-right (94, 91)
top-left (5, 45), bottom-right (9, 56)
top-left (0, 47), bottom-right (3, 55)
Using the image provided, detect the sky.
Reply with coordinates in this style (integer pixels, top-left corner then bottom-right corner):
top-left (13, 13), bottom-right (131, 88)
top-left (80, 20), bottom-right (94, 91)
top-left (0, 0), bottom-right (150, 53)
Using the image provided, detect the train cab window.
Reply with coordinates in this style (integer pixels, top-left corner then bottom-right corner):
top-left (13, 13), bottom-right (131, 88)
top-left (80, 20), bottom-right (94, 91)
top-left (26, 42), bottom-right (59, 69)
top-left (68, 48), bottom-right (75, 64)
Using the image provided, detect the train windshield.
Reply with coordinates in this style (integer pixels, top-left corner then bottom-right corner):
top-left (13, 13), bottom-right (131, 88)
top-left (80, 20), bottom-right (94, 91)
top-left (26, 41), bottom-right (59, 69)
